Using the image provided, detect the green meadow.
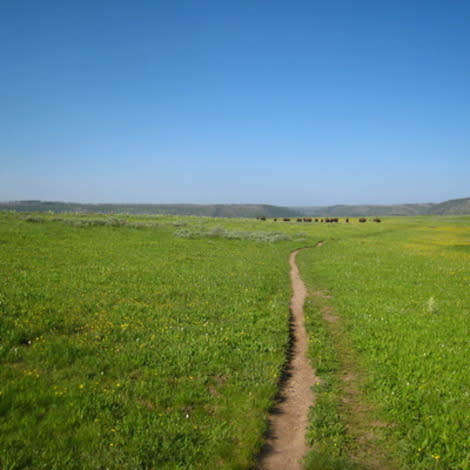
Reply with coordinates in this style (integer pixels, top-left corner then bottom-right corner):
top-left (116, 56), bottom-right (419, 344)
top-left (0, 212), bottom-right (469, 469)
top-left (298, 217), bottom-right (470, 470)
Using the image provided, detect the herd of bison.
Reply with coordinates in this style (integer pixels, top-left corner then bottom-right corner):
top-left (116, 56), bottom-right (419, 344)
top-left (256, 217), bottom-right (382, 223)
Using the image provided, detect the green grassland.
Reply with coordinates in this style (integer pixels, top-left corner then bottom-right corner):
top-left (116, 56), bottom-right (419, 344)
top-left (298, 217), bottom-right (470, 469)
top-left (0, 212), bottom-right (469, 469)
top-left (0, 212), bottom-right (302, 469)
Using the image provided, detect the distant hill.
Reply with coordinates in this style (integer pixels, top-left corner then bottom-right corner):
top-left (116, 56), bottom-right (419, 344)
top-left (295, 197), bottom-right (470, 216)
top-left (1, 197), bottom-right (469, 217)
top-left (426, 197), bottom-right (470, 215)
top-left (295, 203), bottom-right (436, 217)
top-left (0, 201), bottom-right (300, 218)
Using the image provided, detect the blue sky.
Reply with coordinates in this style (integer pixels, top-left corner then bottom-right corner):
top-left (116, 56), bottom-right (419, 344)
top-left (1, 0), bottom-right (469, 205)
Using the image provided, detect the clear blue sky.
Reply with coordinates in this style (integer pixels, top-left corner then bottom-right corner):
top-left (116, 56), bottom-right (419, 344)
top-left (1, 0), bottom-right (469, 205)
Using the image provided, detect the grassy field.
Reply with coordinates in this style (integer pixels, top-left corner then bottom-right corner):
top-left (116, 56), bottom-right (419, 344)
top-left (0, 212), bottom-right (303, 469)
top-left (0, 212), bottom-right (469, 469)
top-left (298, 217), bottom-right (470, 469)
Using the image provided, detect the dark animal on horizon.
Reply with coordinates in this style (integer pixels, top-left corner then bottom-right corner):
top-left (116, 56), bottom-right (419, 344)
top-left (297, 218), bottom-right (303, 222)
top-left (283, 218), bottom-right (291, 222)
top-left (373, 218), bottom-right (382, 223)
top-left (315, 218), bottom-right (319, 222)
top-left (359, 218), bottom-right (367, 223)
top-left (303, 218), bottom-right (312, 222)
top-left (346, 218), bottom-right (349, 223)
top-left (273, 218), bottom-right (277, 222)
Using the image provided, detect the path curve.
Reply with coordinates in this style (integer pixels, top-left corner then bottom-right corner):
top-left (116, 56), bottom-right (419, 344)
top-left (257, 248), bottom-right (319, 470)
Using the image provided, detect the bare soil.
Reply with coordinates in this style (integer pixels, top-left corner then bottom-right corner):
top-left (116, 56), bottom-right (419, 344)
top-left (257, 243), bottom-right (396, 469)
top-left (257, 249), bottom-right (319, 470)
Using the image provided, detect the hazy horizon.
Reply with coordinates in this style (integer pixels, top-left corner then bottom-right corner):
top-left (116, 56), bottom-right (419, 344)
top-left (2, 196), bottom-right (468, 208)
top-left (2, 1), bottom-right (469, 206)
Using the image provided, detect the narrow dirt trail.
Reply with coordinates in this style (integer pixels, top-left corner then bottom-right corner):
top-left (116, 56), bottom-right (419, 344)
top-left (257, 249), bottom-right (319, 470)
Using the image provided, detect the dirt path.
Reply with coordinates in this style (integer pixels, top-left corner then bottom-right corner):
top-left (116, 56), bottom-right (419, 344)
top-left (257, 249), bottom-right (319, 470)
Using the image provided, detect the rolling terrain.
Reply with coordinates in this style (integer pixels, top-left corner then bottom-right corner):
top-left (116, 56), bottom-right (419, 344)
top-left (1, 197), bottom-right (469, 217)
